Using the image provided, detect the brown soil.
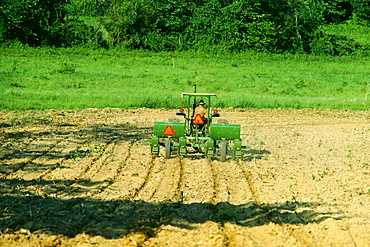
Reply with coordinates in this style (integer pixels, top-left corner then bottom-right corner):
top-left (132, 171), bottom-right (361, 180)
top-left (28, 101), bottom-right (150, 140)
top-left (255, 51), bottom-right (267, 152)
top-left (1, 108), bottom-right (370, 247)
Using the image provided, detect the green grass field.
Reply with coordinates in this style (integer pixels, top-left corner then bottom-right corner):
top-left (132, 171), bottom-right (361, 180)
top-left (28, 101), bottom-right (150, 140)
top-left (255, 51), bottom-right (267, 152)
top-left (1, 45), bottom-right (370, 111)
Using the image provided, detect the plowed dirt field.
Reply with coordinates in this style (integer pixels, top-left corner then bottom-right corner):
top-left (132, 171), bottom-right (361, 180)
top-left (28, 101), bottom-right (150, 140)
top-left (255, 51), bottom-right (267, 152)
top-left (1, 108), bottom-right (370, 247)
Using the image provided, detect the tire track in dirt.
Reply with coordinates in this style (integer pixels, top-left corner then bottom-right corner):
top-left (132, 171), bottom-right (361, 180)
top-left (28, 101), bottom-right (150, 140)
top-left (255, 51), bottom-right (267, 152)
top-left (209, 159), bottom-right (257, 247)
top-left (174, 157), bottom-right (185, 203)
top-left (158, 157), bottom-right (261, 247)
top-left (79, 140), bottom-right (134, 198)
top-left (208, 159), bottom-right (232, 247)
top-left (93, 141), bottom-right (154, 200)
top-left (156, 158), bottom-right (237, 247)
top-left (1, 136), bottom-right (67, 180)
top-left (89, 150), bottom-right (184, 245)
top-left (233, 159), bottom-right (318, 246)
top-left (33, 138), bottom-right (114, 199)
top-left (0, 137), bottom-right (37, 179)
top-left (211, 160), bottom-right (256, 205)
top-left (54, 138), bottom-right (130, 199)
top-left (0, 134), bottom-right (36, 162)
top-left (41, 140), bottom-right (108, 179)
top-left (236, 160), bottom-right (262, 205)
top-left (181, 157), bottom-right (215, 203)
top-left (208, 158), bottom-right (223, 204)
top-left (4, 136), bottom-right (77, 181)
top-left (138, 157), bottom-right (183, 202)
top-left (115, 155), bottom-right (231, 246)
top-left (144, 157), bottom-right (229, 247)
top-left (130, 156), bottom-right (160, 201)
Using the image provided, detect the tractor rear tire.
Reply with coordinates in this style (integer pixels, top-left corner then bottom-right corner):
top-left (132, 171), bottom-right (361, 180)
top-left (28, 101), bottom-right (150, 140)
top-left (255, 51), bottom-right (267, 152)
top-left (220, 142), bottom-right (227, 162)
top-left (165, 139), bottom-right (171, 159)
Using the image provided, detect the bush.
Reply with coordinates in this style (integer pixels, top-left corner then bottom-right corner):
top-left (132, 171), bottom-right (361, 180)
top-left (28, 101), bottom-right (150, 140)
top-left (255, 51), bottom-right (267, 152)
top-left (310, 23), bottom-right (370, 56)
top-left (310, 31), bottom-right (357, 55)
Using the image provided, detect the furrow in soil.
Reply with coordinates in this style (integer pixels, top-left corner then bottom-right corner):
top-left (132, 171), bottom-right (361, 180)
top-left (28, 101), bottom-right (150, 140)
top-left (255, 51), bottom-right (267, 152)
top-left (0, 136), bottom-right (58, 179)
top-left (4, 136), bottom-right (73, 181)
top-left (181, 157), bottom-right (215, 203)
top-left (95, 141), bottom-right (153, 200)
top-left (147, 157), bottom-right (183, 202)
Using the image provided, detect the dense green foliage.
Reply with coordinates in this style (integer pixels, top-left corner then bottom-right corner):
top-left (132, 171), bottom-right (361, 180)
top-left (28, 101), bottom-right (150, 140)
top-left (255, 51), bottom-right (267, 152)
top-left (1, 46), bottom-right (370, 111)
top-left (1, 0), bottom-right (370, 54)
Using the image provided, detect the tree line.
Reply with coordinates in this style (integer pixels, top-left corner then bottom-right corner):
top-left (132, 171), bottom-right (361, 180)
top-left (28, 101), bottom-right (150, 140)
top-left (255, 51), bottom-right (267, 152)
top-left (1, 0), bottom-right (370, 54)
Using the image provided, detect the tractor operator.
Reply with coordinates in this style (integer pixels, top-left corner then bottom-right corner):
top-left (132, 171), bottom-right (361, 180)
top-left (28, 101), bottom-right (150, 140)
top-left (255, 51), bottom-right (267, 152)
top-left (193, 100), bottom-right (208, 118)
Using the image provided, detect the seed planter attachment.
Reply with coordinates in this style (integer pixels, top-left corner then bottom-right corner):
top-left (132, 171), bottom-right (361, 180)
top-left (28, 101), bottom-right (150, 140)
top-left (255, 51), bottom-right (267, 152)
top-left (143, 85), bottom-right (248, 161)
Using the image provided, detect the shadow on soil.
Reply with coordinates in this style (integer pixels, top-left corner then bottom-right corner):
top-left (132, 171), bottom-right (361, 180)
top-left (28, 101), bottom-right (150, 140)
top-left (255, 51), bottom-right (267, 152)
top-left (0, 185), bottom-right (344, 239)
top-left (0, 116), bottom-right (343, 240)
top-left (242, 149), bottom-right (271, 161)
top-left (0, 123), bottom-right (152, 176)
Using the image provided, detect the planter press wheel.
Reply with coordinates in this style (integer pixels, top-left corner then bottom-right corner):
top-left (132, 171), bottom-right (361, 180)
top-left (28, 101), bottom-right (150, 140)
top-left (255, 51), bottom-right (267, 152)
top-left (165, 139), bottom-right (171, 159)
top-left (220, 141), bottom-right (227, 162)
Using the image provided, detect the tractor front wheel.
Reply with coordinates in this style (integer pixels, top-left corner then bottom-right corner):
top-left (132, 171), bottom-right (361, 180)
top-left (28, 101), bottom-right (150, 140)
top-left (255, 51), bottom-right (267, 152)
top-left (165, 139), bottom-right (171, 159)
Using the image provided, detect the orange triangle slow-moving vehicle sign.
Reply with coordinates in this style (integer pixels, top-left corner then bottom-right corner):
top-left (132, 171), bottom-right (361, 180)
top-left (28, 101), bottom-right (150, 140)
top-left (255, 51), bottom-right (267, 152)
top-left (192, 114), bottom-right (204, 125)
top-left (163, 125), bottom-right (175, 136)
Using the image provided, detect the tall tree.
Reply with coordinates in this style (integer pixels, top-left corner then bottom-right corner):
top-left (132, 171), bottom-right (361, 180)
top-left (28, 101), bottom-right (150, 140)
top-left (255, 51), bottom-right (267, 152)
top-left (351, 0), bottom-right (370, 23)
top-left (322, 0), bottom-right (352, 24)
top-left (0, 0), bottom-right (69, 46)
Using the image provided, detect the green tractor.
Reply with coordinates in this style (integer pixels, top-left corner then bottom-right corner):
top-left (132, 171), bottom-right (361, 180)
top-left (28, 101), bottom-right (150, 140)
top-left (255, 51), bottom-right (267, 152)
top-left (143, 87), bottom-right (244, 162)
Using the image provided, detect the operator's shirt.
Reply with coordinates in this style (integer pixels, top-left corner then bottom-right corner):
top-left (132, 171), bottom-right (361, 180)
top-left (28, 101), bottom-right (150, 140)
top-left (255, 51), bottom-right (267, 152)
top-left (194, 105), bottom-right (208, 118)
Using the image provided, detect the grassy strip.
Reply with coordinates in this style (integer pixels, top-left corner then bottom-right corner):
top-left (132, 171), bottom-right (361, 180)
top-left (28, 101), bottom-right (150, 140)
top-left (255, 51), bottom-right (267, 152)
top-left (1, 46), bottom-right (370, 111)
